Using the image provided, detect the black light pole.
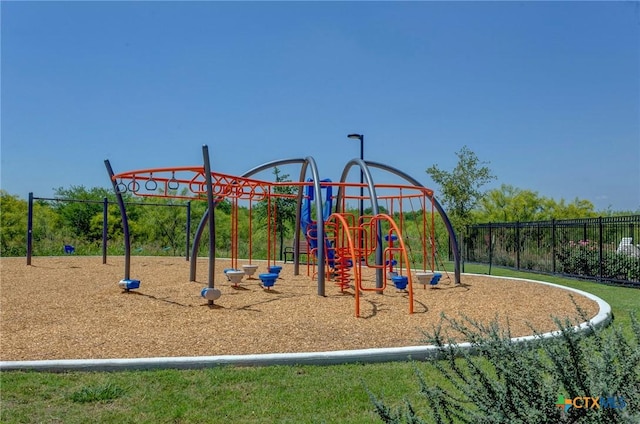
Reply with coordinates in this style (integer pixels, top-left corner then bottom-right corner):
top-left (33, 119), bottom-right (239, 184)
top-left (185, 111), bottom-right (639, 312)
top-left (347, 133), bottom-right (365, 253)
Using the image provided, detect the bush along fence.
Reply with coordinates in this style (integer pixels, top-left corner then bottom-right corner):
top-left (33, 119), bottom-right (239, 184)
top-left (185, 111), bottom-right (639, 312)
top-left (465, 215), bottom-right (640, 287)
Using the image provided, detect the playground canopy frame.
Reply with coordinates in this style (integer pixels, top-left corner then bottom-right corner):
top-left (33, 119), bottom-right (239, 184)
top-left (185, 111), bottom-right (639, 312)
top-left (105, 145), bottom-right (461, 311)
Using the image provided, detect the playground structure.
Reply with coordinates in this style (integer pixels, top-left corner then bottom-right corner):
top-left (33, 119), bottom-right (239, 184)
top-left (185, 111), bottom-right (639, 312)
top-left (105, 145), bottom-right (461, 317)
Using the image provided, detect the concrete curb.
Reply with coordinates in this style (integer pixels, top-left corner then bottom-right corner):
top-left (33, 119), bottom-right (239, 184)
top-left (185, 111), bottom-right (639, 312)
top-left (0, 275), bottom-right (612, 372)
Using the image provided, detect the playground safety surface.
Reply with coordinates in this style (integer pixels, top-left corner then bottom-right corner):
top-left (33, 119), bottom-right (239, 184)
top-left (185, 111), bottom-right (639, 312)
top-left (1, 256), bottom-right (600, 361)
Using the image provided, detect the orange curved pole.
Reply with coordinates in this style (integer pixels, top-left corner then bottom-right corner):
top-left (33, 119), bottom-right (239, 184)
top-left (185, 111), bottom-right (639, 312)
top-left (327, 213), bottom-right (360, 317)
top-left (369, 213), bottom-right (414, 315)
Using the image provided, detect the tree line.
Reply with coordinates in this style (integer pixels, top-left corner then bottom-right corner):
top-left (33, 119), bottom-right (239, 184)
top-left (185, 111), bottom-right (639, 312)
top-left (2, 147), bottom-right (635, 260)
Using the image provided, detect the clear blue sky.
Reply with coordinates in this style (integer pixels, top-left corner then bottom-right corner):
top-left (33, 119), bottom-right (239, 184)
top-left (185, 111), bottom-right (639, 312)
top-left (2, 1), bottom-right (639, 212)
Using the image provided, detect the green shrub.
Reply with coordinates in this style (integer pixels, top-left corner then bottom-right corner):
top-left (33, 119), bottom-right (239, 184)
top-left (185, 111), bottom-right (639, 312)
top-left (556, 240), bottom-right (640, 281)
top-left (368, 309), bottom-right (640, 423)
top-left (555, 240), bottom-right (599, 277)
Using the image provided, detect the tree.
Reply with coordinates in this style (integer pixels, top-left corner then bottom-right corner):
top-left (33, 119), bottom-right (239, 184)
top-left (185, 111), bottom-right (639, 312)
top-left (135, 197), bottom-right (188, 256)
top-left (52, 186), bottom-right (113, 240)
top-left (426, 145), bottom-right (496, 233)
top-left (474, 184), bottom-right (597, 223)
top-left (0, 191), bottom-right (28, 256)
top-left (364, 205), bottom-right (388, 215)
top-left (545, 197), bottom-right (597, 220)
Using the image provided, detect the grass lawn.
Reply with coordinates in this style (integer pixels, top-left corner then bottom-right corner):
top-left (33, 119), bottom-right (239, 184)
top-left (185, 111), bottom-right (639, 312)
top-left (1, 267), bottom-right (637, 424)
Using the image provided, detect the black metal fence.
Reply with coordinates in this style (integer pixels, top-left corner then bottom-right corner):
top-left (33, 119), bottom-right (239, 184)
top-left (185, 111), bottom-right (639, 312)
top-left (465, 216), bottom-right (640, 287)
top-left (26, 193), bottom-right (192, 265)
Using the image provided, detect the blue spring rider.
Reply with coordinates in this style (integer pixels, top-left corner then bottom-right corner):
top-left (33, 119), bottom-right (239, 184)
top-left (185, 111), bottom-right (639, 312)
top-left (391, 275), bottom-right (409, 291)
top-left (201, 287), bottom-right (222, 300)
top-left (268, 265), bottom-right (282, 276)
top-left (430, 273), bottom-right (442, 288)
top-left (259, 273), bottom-right (278, 289)
top-left (119, 279), bottom-right (140, 291)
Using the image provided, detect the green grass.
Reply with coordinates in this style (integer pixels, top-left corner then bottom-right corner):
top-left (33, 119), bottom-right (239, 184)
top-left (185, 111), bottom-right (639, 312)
top-left (1, 364), bottom-right (431, 423)
top-left (68, 382), bottom-right (127, 404)
top-left (1, 269), bottom-right (637, 424)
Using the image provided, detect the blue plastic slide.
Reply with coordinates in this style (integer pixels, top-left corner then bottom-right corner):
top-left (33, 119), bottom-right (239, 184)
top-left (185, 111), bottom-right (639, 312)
top-left (301, 179), bottom-right (335, 267)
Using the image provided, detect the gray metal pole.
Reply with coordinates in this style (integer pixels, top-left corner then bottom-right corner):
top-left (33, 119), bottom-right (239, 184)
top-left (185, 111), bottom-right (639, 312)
top-left (102, 197), bottom-right (108, 264)
top-left (348, 134), bottom-right (365, 257)
top-left (336, 158), bottom-right (383, 289)
top-left (26, 192), bottom-right (33, 265)
top-left (202, 145), bottom-right (216, 305)
top-left (190, 210), bottom-right (208, 282)
top-left (105, 159), bottom-right (131, 280)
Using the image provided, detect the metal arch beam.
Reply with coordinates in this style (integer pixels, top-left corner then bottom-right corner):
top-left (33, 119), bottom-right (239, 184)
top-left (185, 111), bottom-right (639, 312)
top-left (292, 163), bottom-right (308, 277)
top-left (241, 157), bottom-right (327, 296)
top-left (336, 158), bottom-right (384, 289)
top-left (335, 158), bottom-right (381, 216)
top-left (189, 207), bottom-right (210, 281)
top-left (240, 158), bottom-right (309, 178)
top-left (363, 160), bottom-right (461, 285)
top-left (189, 159), bottom-right (308, 282)
top-left (104, 159), bottom-right (132, 281)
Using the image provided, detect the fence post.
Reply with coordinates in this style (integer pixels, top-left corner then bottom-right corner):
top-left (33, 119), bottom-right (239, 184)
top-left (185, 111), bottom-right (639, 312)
top-left (461, 229), bottom-right (465, 273)
top-left (488, 223), bottom-right (493, 275)
top-left (552, 219), bottom-right (556, 273)
top-left (26, 192), bottom-right (34, 265)
top-left (185, 201), bottom-right (191, 261)
top-left (598, 217), bottom-right (604, 282)
top-left (463, 225), bottom-right (468, 272)
top-left (102, 197), bottom-right (108, 264)
top-left (516, 221), bottom-right (521, 270)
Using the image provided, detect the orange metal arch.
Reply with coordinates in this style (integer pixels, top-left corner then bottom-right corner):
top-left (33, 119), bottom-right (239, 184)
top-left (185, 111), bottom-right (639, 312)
top-left (365, 213), bottom-right (414, 315)
top-left (326, 212), bottom-right (415, 317)
top-left (326, 213), bottom-right (361, 317)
